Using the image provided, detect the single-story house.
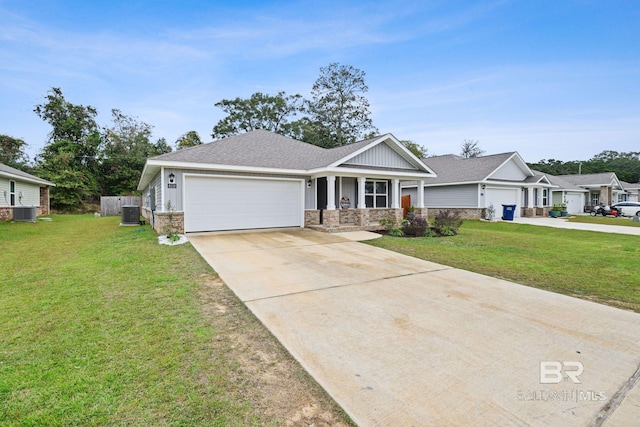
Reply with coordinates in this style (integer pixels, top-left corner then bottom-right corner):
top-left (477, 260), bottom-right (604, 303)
top-left (0, 163), bottom-right (55, 221)
top-left (621, 181), bottom-right (640, 203)
top-left (401, 152), bottom-right (555, 219)
top-left (137, 130), bottom-right (436, 234)
top-left (554, 172), bottom-right (625, 209)
top-left (533, 172), bottom-right (588, 215)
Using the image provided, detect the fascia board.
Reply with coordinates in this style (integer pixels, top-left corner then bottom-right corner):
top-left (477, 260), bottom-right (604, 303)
top-left (144, 159), bottom-right (309, 175)
top-left (308, 166), bottom-right (436, 179)
top-left (0, 171), bottom-right (55, 187)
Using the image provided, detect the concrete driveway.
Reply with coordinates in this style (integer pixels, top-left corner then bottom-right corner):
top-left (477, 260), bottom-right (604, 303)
top-left (189, 228), bottom-right (640, 426)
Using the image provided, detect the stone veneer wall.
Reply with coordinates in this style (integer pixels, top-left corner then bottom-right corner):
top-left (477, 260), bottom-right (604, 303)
top-left (304, 210), bottom-right (320, 226)
top-left (339, 208), bottom-right (357, 224)
top-left (0, 207), bottom-right (13, 221)
top-left (369, 208), bottom-right (402, 222)
top-left (428, 208), bottom-right (484, 220)
top-left (39, 187), bottom-right (51, 215)
top-left (144, 208), bottom-right (185, 234)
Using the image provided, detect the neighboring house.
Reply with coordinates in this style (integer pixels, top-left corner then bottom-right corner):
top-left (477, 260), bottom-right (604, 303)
top-left (137, 130), bottom-right (436, 234)
top-left (620, 181), bottom-right (640, 203)
top-left (0, 163), bottom-right (55, 221)
top-left (401, 152), bottom-right (554, 219)
top-left (533, 172), bottom-right (588, 215)
top-left (554, 172), bottom-right (625, 209)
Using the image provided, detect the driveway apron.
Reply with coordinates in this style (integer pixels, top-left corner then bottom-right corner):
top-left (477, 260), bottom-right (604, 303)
top-left (189, 228), bottom-right (640, 426)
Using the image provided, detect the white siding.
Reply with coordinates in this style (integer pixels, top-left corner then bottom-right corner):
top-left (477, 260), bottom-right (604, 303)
top-left (344, 143), bottom-right (417, 170)
top-left (488, 159), bottom-right (528, 181)
top-left (423, 184), bottom-right (478, 207)
top-left (0, 178), bottom-right (41, 207)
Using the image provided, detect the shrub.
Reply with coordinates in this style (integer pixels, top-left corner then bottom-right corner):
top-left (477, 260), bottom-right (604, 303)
top-left (379, 213), bottom-right (406, 237)
top-left (433, 210), bottom-right (464, 236)
top-left (402, 213), bottom-right (429, 237)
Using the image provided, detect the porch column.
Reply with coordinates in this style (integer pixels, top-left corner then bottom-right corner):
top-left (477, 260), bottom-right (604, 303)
top-left (391, 179), bottom-right (400, 208)
top-left (527, 187), bottom-right (534, 208)
top-left (357, 176), bottom-right (366, 209)
top-left (417, 179), bottom-right (424, 208)
top-left (326, 175), bottom-right (336, 210)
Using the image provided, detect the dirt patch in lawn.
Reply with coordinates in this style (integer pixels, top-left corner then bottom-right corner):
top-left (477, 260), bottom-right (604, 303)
top-left (199, 275), bottom-right (352, 426)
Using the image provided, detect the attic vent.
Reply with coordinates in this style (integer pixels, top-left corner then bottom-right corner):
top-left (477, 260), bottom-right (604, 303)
top-left (13, 206), bottom-right (37, 222)
top-left (121, 205), bottom-right (140, 226)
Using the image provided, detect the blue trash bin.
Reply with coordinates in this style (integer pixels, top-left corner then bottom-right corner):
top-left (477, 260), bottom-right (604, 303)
top-left (502, 204), bottom-right (516, 221)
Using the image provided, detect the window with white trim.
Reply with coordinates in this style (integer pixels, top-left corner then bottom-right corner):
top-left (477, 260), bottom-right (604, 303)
top-left (542, 189), bottom-right (548, 206)
top-left (9, 181), bottom-right (15, 206)
top-left (365, 180), bottom-right (388, 208)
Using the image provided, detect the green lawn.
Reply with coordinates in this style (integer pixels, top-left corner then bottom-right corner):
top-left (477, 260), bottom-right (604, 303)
top-left (367, 221), bottom-right (640, 312)
top-left (568, 215), bottom-right (640, 227)
top-left (0, 215), bottom-right (349, 426)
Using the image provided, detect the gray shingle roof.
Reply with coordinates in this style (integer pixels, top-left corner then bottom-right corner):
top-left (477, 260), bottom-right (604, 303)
top-left (151, 129), bottom-right (396, 170)
top-left (420, 152), bottom-right (517, 184)
top-left (532, 170), bottom-right (586, 191)
top-left (621, 181), bottom-right (640, 190)
top-left (556, 172), bottom-right (618, 187)
top-left (0, 163), bottom-right (54, 186)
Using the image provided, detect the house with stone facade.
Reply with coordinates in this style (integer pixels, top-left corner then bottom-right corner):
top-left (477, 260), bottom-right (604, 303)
top-left (137, 130), bottom-right (436, 234)
top-left (554, 172), bottom-right (627, 210)
top-left (0, 163), bottom-right (54, 221)
top-left (401, 152), bottom-right (555, 219)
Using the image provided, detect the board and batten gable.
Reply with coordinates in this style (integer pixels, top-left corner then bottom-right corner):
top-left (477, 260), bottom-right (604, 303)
top-left (487, 158), bottom-right (529, 181)
top-left (343, 142), bottom-right (418, 170)
top-left (0, 178), bottom-right (41, 207)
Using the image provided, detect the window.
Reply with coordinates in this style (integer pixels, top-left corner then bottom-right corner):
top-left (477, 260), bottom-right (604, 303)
top-left (542, 189), bottom-right (548, 206)
top-left (9, 181), bottom-right (15, 206)
top-left (365, 180), bottom-right (388, 208)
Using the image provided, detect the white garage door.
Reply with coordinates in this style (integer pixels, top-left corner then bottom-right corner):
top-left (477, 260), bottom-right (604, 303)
top-left (485, 187), bottom-right (519, 217)
top-left (564, 193), bottom-right (584, 214)
top-left (184, 175), bottom-right (303, 233)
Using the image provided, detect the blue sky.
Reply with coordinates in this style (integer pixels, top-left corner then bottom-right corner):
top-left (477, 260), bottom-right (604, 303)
top-left (1, 0), bottom-right (638, 163)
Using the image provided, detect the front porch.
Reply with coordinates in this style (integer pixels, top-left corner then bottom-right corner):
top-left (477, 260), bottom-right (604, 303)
top-left (304, 207), bottom-right (430, 233)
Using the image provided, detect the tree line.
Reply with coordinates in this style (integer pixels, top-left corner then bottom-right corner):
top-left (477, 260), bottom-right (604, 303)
top-left (528, 151), bottom-right (640, 183)
top-left (2, 62), bottom-right (637, 211)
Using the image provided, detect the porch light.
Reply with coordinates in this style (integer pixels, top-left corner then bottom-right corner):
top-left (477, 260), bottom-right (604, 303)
top-left (168, 172), bottom-right (175, 184)
top-left (307, 179), bottom-right (312, 188)
top-left (481, 184), bottom-right (486, 190)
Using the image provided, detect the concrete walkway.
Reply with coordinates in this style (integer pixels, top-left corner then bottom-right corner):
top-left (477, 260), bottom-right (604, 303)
top-left (189, 228), bottom-right (640, 426)
top-left (510, 216), bottom-right (640, 236)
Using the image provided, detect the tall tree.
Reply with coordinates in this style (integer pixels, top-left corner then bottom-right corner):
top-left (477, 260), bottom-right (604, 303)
top-left (460, 139), bottom-right (485, 158)
top-left (304, 63), bottom-right (377, 147)
top-left (0, 134), bottom-right (30, 170)
top-left (400, 140), bottom-right (428, 159)
top-left (34, 87), bottom-right (102, 210)
top-left (100, 109), bottom-right (171, 195)
top-left (175, 131), bottom-right (202, 150)
top-left (212, 92), bottom-right (303, 139)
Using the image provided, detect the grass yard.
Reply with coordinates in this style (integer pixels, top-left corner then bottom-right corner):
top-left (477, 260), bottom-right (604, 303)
top-left (0, 215), bottom-right (350, 426)
top-left (367, 221), bottom-right (640, 312)
top-left (568, 215), bottom-right (640, 227)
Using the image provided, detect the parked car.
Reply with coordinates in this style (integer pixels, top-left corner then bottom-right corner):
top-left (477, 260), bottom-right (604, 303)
top-left (611, 201), bottom-right (640, 217)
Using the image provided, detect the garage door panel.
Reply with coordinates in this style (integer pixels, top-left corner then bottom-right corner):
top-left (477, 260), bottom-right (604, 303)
top-left (185, 176), bottom-right (302, 232)
top-left (485, 188), bottom-right (519, 217)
